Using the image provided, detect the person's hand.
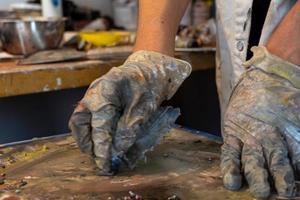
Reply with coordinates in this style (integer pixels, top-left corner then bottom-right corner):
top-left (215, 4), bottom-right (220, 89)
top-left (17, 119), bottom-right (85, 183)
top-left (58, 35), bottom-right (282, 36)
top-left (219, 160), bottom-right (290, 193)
top-left (69, 51), bottom-right (191, 175)
top-left (221, 46), bottom-right (300, 199)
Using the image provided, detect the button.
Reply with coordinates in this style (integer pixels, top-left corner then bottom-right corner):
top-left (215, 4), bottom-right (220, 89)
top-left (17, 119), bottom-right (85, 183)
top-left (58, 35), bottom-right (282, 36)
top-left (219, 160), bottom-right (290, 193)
top-left (236, 41), bottom-right (244, 51)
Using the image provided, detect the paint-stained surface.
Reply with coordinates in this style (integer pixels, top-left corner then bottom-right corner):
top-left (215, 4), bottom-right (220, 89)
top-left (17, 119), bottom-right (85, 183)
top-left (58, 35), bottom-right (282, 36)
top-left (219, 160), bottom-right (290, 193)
top-left (0, 60), bottom-right (120, 98)
top-left (0, 128), bottom-right (254, 200)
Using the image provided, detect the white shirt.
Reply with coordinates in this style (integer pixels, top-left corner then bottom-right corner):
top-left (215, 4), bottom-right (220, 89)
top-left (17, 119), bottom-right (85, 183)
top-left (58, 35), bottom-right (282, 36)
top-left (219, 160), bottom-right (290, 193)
top-left (215, 0), bottom-right (297, 112)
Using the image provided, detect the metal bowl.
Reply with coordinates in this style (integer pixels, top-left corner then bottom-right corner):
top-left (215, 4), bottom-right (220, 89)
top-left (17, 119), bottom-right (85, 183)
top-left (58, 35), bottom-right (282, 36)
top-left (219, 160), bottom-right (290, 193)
top-left (0, 17), bottom-right (65, 56)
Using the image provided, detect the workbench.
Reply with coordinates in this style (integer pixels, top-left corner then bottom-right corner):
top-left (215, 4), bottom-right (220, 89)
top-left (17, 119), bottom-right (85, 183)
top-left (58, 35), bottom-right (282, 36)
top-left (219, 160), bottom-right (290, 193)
top-left (0, 128), bottom-right (255, 200)
top-left (0, 49), bottom-right (215, 98)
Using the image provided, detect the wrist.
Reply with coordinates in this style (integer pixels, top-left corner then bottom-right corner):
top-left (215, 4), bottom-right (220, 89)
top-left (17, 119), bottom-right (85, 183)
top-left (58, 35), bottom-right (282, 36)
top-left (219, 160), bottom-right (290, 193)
top-left (133, 0), bottom-right (190, 56)
top-left (266, 46), bottom-right (300, 66)
top-left (244, 46), bottom-right (300, 89)
top-left (266, 0), bottom-right (300, 66)
top-left (133, 27), bottom-right (176, 56)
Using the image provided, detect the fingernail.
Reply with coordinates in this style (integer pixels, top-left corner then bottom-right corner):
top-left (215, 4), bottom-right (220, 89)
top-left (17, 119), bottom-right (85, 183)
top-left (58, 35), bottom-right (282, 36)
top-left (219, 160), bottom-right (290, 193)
top-left (223, 173), bottom-right (242, 190)
top-left (250, 184), bottom-right (270, 200)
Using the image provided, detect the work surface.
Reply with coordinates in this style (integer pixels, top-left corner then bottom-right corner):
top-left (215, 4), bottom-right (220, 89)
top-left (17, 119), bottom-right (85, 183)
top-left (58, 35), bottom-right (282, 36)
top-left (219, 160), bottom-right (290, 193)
top-left (0, 128), bottom-right (254, 200)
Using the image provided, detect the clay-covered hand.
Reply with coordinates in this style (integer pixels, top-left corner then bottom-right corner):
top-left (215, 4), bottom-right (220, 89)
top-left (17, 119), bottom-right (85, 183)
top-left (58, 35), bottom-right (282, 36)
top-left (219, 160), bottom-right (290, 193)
top-left (69, 51), bottom-right (191, 175)
top-left (221, 46), bottom-right (300, 199)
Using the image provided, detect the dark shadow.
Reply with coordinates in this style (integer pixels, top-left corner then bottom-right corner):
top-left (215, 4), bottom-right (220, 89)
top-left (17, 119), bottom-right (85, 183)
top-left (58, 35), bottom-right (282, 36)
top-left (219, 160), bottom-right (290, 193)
top-left (0, 69), bottom-right (220, 144)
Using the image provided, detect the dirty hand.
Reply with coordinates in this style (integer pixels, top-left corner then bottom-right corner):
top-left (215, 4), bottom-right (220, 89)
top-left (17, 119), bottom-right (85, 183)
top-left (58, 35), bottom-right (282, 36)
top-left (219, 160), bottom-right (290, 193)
top-left (221, 46), bottom-right (300, 199)
top-left (69, 51), bottom-right (191, 175)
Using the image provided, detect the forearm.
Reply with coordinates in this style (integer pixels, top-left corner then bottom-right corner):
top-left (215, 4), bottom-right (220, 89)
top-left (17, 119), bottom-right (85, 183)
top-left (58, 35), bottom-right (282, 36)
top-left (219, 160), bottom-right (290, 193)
top-left (134, 0), bottom-right (190, 56)
top-left (266, 1), bottom-right (300, 65)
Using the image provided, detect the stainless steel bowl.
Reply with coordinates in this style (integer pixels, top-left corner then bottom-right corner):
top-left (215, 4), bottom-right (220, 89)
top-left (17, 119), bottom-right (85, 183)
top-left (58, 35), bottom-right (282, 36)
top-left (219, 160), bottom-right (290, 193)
top-left (0, 18), bottom-right (65, 56)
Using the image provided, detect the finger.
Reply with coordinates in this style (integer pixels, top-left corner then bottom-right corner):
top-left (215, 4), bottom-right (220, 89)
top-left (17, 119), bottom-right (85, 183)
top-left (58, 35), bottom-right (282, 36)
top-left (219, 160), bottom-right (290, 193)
top-left (221, 134), bottom-right (243, 191)
top-left (124, 106), bottom-right (180, 168)
top-left (69, 103), bottom-right (93, 155)
top-left (242, 136), bottom-right (270, 199)
top-left (285, 135), bottom-right (300, 174)
top-left (261, 130), bottom-right (296, 198)
top-left (83, 79), bottom-right (121, 172)
top-left (114, 86), bottom-right (158, 153)
top-left (91, 104), bottom-right (120, 171)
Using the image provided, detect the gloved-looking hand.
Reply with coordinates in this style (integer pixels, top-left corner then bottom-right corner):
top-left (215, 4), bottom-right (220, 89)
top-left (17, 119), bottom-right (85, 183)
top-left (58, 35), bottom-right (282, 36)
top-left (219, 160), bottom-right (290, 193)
top-left (221, 46), bottom-right (300, 199)
top-left (69, 50), bottom-right (191, 175)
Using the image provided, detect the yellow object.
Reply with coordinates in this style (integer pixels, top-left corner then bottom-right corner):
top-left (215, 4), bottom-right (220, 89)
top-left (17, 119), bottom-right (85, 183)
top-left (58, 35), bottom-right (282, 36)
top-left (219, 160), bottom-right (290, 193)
top-left (78, 31), bottom-right (131, 47)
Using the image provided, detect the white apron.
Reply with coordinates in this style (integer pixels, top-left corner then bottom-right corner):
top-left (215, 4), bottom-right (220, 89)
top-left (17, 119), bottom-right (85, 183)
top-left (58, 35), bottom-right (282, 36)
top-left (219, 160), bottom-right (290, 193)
top-left (215, 0), bottom-right (297, 113)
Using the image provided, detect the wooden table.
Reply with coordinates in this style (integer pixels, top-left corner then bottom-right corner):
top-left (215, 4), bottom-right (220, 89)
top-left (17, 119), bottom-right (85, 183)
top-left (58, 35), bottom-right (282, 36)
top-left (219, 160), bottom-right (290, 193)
top-left (0, 49), bottom-right (215, 98)
top-left (0, 128), bottom-right (257, 200)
